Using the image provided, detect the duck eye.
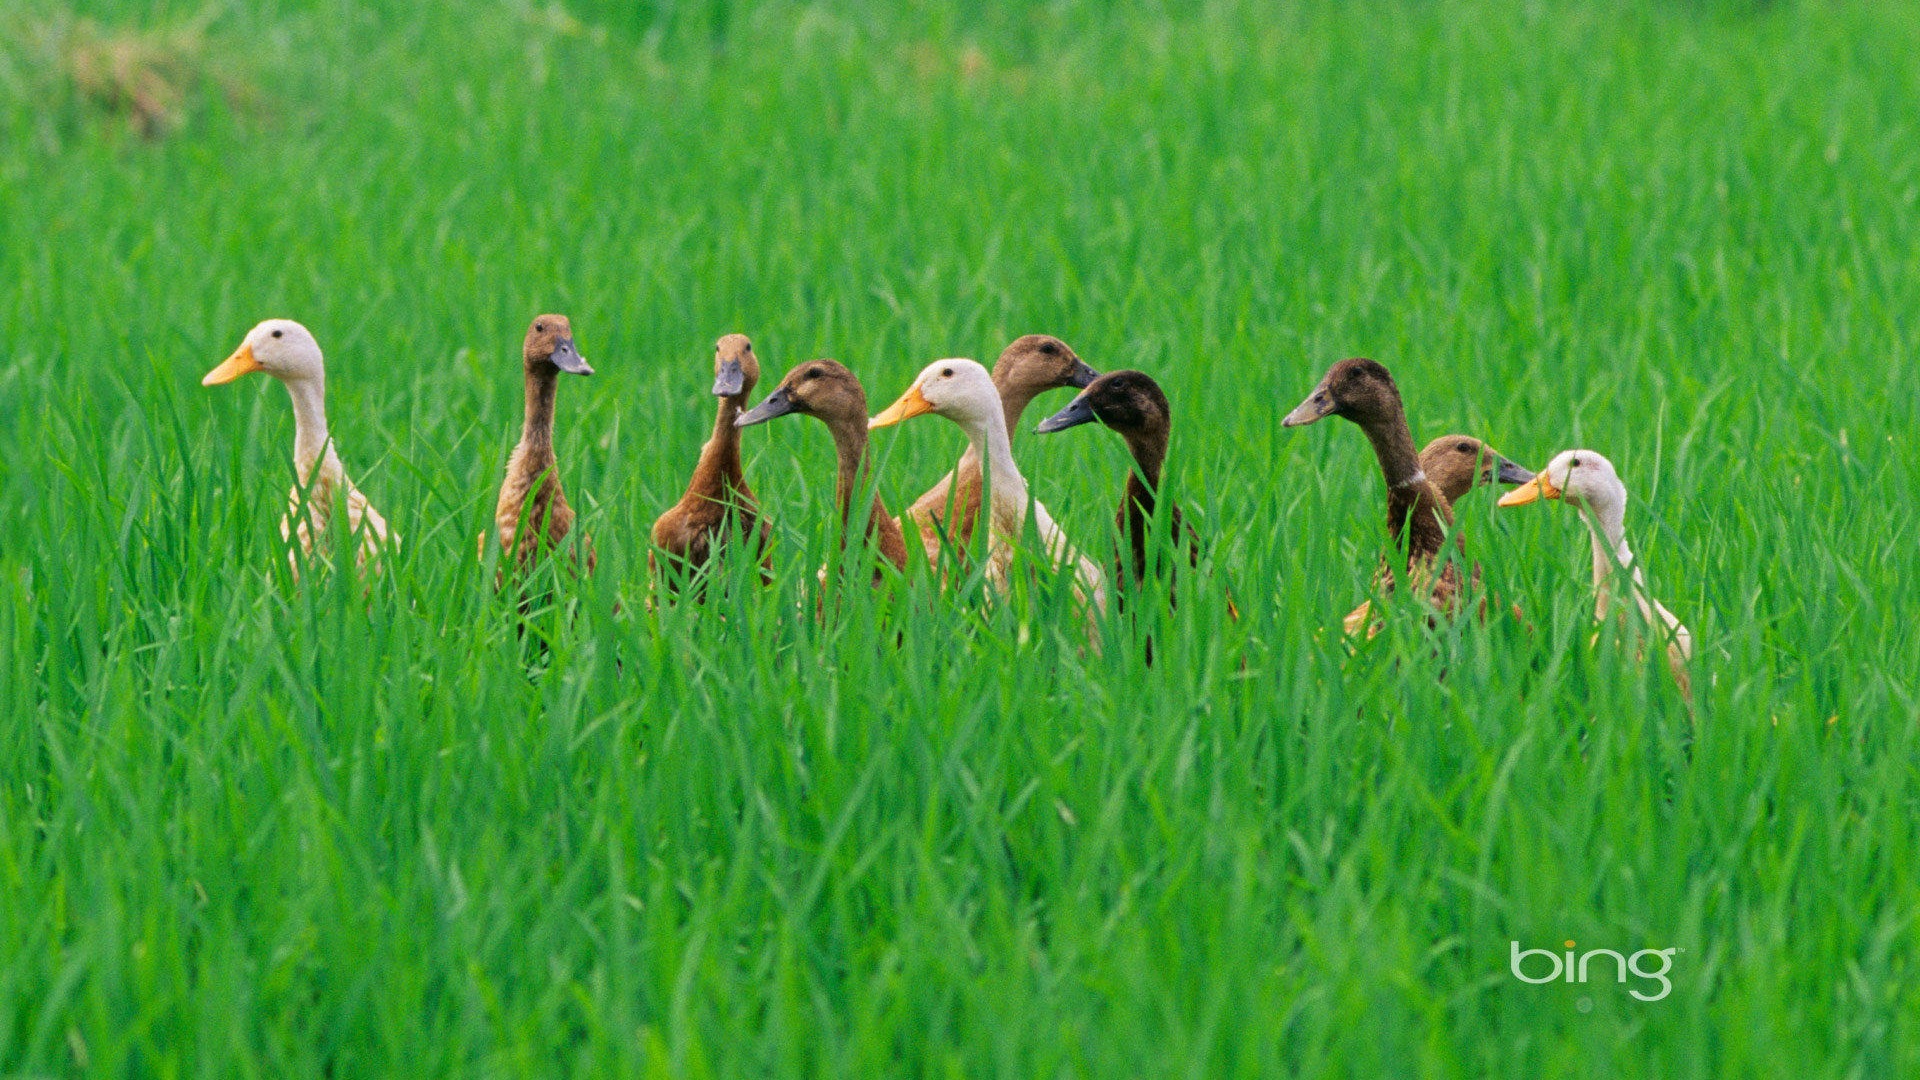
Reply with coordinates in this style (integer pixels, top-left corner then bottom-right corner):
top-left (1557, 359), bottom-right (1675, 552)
top-left (940, 367), bottom-right (953, 377)
top-left (536, 323), bottom-right (545, 332)
top-left (271, 329), bottom-right (283, 338)
top-left (1457, 442), bottom-right (1472, 453)
top-left (1041, 341), bottom-right (1058, 355)
top-left (1570, 457), bottom-right (1581, 467)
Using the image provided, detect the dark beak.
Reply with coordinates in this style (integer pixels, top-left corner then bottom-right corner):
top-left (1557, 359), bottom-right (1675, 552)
top-left (734, 387), bottom-right (797, 428)
top-left (1066, 359), bottom-right (1098, 389)
top-left (548, 337), bottom-right (593, 376)
top-left (1036, 393), bottom-right (1097, 433)
top-left (1495, 457), bottom-right (1535, 486)
top-left (1282, 377), bottom-right (1336, 427)
top-left (712, 358), bottom-right (746, 397)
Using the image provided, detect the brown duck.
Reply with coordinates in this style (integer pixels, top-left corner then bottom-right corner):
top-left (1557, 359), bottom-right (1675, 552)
top-left (904, 334), bottom-right (1096, 563)
top-left (651, 333), bottom-right (771, 581)
top-left (491, 314), bottom-right (594, 571)
top-left (1284, 358), bottom-right (1485, 624)
top-left (735, 359), bottom-right (909, 578)
top-left (1035, 369), bottom-right (1229, 615)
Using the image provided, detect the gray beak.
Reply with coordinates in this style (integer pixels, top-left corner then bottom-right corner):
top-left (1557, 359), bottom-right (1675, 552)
top-left (549, 337), bottom-right (593, 376)
top-left (1066, 359), bottom-right (1099, 389)
top-left (712, 358), bottom-right (746, 397)
top-left (735, 387), bottom-right (797, 428)
top-left (1495, 457), bottom-right (1536, 486)
top-left (1036, 393), bottom-right (1097, 433)
top-left (1282, 377), bottom-right (1336, 427)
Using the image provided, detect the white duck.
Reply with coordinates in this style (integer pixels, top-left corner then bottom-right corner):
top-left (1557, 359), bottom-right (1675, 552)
top-left (1499, 449), bottom-right (1692, 698)
top-left (870, 358), bottom-right (1107, 615)
top-left (202, 319), bottom-right (393, 576)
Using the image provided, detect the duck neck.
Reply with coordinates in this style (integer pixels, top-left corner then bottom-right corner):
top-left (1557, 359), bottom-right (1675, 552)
top-left (1361, 412), bottom-right (1451, 560)
top-left (696, 393), bottom-right (747, 490)
top-left (969, 406), bottom-right (1028, 507)
top-left (283, 376), bottom-right (335, 480)
top-left (1122, 424), bottom-right (1167, 499)
top-left (825, 414), bottom-right (870, 533)
top-left (519, 365), bottom-right (558, 466)
top-left (1579, 498), bottom-right (1634, 616)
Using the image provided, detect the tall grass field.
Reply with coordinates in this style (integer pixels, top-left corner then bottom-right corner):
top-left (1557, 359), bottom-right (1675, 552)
top-left (2, 0), bottom-right (1916, 1074)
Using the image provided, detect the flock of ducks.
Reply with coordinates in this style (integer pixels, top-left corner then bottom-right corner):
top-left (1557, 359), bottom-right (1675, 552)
top-left (201, 317), bottom-right (1696, 694)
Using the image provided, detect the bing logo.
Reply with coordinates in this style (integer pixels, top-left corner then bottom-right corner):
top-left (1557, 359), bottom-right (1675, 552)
top-left (1509, 940), bottom-right (1678, 1002)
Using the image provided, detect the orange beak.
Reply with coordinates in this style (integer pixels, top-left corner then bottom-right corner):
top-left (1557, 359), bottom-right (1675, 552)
top-left (202, 342), bottom-right (263, 386)
top-left (869, 383), bottom-right (936, 429)
top-left (1497, 472), bottom-right (1563, 507)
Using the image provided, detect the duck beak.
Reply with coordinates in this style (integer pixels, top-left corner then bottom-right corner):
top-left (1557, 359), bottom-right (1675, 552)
top-left (712, 358), bottom-right (746, 397)
top-left (869, 383), bottom-right (935, 429)
top-left (735, 387), bottom-right (796, 428)
top-left (549, 337), bottom-right (593, 376)
top-left (1494, 457), bottom-right (1535, 486)
top-left (1036, 393), bottom-right (1096, 433)
top-left (202, 342), bottom-right (263, 386)
top-left (1066, 358), bottom-right (1098, 389)
top-left (1282, 377), bottom-right (1335, 427)
top-left (1498, 472), bottom-right (1562, 507)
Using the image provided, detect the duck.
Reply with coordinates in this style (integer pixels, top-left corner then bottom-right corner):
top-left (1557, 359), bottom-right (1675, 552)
top-left (1034, 370), bottom-right (1223, 607)
top-left (1498, 449), bottom-right (1693, 699)
top-left (871, 358), bottom-right (1107, 614)
top-left (202, 318), bottom-right (392, 577)
top-left (1420, 435), bottom-right (1535, 506)
top-left (491, 314), bottom-right (594, 571)
top-left (650, 333), bottom-right (771, 584)
top-left (734, 359), bottom-right (909, 579)
top-left (903, 334), bottom-right (1096, 564)
top-left (1340, 434), bottom-right (1536, 636)
top-left (1283, 358), bottom-right (1469, 623)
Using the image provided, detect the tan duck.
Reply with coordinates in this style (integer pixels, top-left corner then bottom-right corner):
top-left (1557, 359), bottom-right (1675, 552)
top-left (202, 318), bottom-right (392, 577)
top-left (1284, 358), bottom-right (1470, 623)
top-left (492, 314), bottom-right (594, 571)
top-left (651, 333), bottom-right (771, 582)
top-left (1500, 449), bottom-right (1694, 699)
top-left (735, 359), bottom-right (909, 578)
top-left (873, 358), bottom-right (1107, 614)
top-left (904, 334), bottom-right (1096, 563)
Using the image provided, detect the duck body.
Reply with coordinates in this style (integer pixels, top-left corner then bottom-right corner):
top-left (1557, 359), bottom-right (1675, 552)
top-left (1500, 449), bottom-right (1693, 697)
top-left (905, 335), bottom-right (1096, 564)
top-left (735, 358), bottom-right (908, 581)
top-left (874, 358), bottom-right (1107, 614)
top-left (202, 318), bottom-right (392, 577)
top-left (494, 314), bottom-right (594, 571)
top-left (651, 333), bottom-right (771, 582)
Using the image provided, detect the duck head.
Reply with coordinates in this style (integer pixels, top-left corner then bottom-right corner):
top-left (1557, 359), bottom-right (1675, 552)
top-left (994, 334), bottom-right (1098, 396)
top-left (1420, 435), bottom-right (1534, 503)
top-left (203, 319), bottom-right (325, 387)
top-left (1035, 369), bottom-right (1169, 435)
top-left (736, 359), bottom-right (866, 428)
top-left (712, 333), bottom-right (760, 399)
top-left (1498, 449), bottom-right (1625, 514)
top-left (1282, 357), bottom-right (1401, 428)
top-left (524, 314), bottom-right (592, 375)
top-left (870, 358), bottom-right (999, 429)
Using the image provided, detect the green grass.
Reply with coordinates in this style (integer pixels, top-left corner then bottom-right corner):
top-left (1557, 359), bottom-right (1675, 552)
top-left (3, 0), bottom-right (1917, 1074)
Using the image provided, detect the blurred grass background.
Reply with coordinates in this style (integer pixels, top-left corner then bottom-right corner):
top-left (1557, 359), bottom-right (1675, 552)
top-left (1, 0), bottom-right (1916, 1075)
